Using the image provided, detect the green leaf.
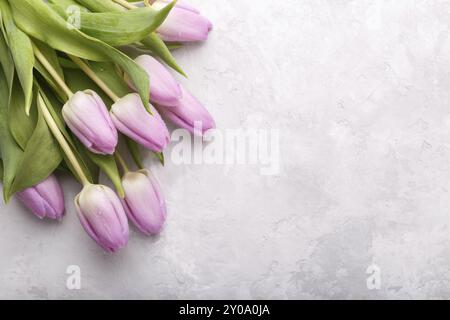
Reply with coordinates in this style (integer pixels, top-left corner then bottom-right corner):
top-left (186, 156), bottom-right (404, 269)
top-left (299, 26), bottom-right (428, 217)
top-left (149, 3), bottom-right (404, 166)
top-left (10, 105), bottom-right (63, 195)
top-left (10, 0), bottom-right (151, 111)
top-left (0, 66), bottom-right (23, 202)
top-left (0, 0), bottom-right (34, 114)
top-left (49, 0), bottom-right (89, 12)
top-left (125, 137), bottom-right (144, 169)
top-left (63, 62), bottom-right (131, 106)
top-left (36, 83), bottom-right (71, 141)
top-left (70, 142), bottom-right (100, 184)
top-left (79, 145), bottom-right (125, 198)
top-left (9, 80), bottom-right (37, 150)
top-left (64, 67), bottom-right (114, 105)
top-left (64, 60), bottom-right (140, 113)
top-left (76, 0), bottom-right (186, 76)
top-left (74, 0), bottom-right (125, 12)
top-left (88, 61), bottom-right (131, 98)
top-left (33, 40), bottom-right (67, 101)
top-left (53, 3), bottom-right (175, 47)
top-left (0, 159), bottom-right (4, 179)
top-left (33, 40), bottom-right (65, 79)
top-left (154, 151), bottom-right (165, 166)
top-left (165, 42), bottom-right (183, 51)
top-left (141, 33), bottom-right (186, 77)
top-left (0, 27), bottom-right (14, 101)
top-left (58, 57), bottom-right (79, 69)
top-left (10, 0), bottom-right (102, 60)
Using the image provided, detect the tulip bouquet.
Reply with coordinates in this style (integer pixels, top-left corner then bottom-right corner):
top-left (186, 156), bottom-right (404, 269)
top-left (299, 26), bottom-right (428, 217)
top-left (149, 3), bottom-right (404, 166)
top-left (0, 0), bottom-right (214, 252)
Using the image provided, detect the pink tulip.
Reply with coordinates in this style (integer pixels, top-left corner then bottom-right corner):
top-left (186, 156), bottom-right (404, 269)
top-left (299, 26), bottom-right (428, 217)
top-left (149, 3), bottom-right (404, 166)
top-left (152, 0), bottom-right (213, 42)
top-left (62, 90), bottom-right (118, 155)
top-left (16, 175), bottom-right (65, 220)
top-left (121, 170), bottom-right (167, 235)
top-left (110, 93), bottom-right (170, 152)
top-left (131, 55), bottom-right (181, 106)
top-left (75, 184), bottom-right (129, 253)
top-left (157, 85), bottom-right (215, 135)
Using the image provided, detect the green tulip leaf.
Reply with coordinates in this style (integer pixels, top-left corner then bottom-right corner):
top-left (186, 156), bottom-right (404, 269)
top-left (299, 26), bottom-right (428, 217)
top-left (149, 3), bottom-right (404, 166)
top-left (49, 0), bottom-right (89, 12)
top-left (9, 81), bottom-right (37, 150)
top-left (79, 146), bottom-right (125, 198)
top-left (0, 67), bottom-right (23, 202)
top-left (125, 137), bottom-right (144, 169)
top-left (64, 62), bottom-right (130, 106)
top-left (88, 61), bottom-right (131, 98)
top-left (10, 103), bottom-right (63, 195)
top-left (154, 151), bottom-right (165, 166)
top-left (58, 57), bottom-right (79, 69)
top-left (10, 0), bottom-right (150, 110)
top-left (64, 67), bottom-right (113, 106)
top-left (0, 159), bottom-right (4, 179)
top-left (53, 3), bottom-right (175, 47)
top-left (33, 40), bottom-right (67, 101)
top-left (165, 42), bottom-right (183, 51)
top-left (75, 0), bottom-right (185, 76)
top-left (0, 28), bottom-right (14, 101)
top-left (74, 0), bottom-right (125, 12)
top-left (141, 33), bottom-right (186, 77)
top-left (0, 0), bottom-right (34, 114)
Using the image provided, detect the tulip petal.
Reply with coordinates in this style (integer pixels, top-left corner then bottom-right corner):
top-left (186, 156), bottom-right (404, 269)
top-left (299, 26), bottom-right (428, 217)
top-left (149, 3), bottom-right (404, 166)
top-left (122, 170), bottom-right (167, 235)
top-left (75, 185), bottom-right (129, 253)
top-left (17, 175), bottom-right (65, 220)
top-left (75, 193), bottom-right (102, 245)
top-left (157, 85), bottom-right (215, 135)
top-left (133, 55), bottom-right (182, 106)
top-left (153, 1), bottom-right (212, 42)
top-left (111, 93), bottom-right (170, 152)
top-left (62, 90), bottom-right (118, 155)
top-left (153, 0), bottom-right (200, 13)
top-left (141, 169), bottom-right (166, 217)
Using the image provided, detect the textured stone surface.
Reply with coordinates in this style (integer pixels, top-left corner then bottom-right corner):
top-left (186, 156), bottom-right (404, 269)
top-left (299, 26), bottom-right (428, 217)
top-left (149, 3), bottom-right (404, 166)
top-left (1, 0), bottom-right (450, 299)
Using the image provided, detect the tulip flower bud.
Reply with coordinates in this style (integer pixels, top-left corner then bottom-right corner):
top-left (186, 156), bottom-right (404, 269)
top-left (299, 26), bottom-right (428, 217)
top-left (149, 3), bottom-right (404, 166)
top-left (121, 170), bottom-right (167, 236)
top-left (62, 90), bottom-right (118, 155)
top-left (157, 85), bottom-right (215, 135)
top-left (131, 55), bottom-right (181, 106)
top-left (152, 0), bottom-right (213, 42)
top-left (16, 175), bottom-right (65, 220)
top-left (110, 93), bottom-right (170, 152)
top-left (75, 184), bottom-right (129, 253)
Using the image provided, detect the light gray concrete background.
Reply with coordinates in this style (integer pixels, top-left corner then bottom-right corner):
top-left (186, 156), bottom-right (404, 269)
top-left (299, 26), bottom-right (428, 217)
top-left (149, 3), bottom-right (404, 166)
top-left (1, 0), bottom-right (450, 299)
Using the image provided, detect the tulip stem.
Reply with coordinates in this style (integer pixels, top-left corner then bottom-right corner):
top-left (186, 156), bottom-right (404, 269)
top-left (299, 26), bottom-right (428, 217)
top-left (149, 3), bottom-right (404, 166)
top-left (112, 0), bottom-right (136, 9)
top-left (37, 93), bottom-right (90, 186)
top-left (115, 153), bottom-right (131, 173)
top-left (67, 55), bottom-right (121, 103)
top-left (32, 43), bottom-right (74, 100)
top-left (143, 0), bottom-right (156, 7)
top-left (112, 0), bottom-right (156, 9)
